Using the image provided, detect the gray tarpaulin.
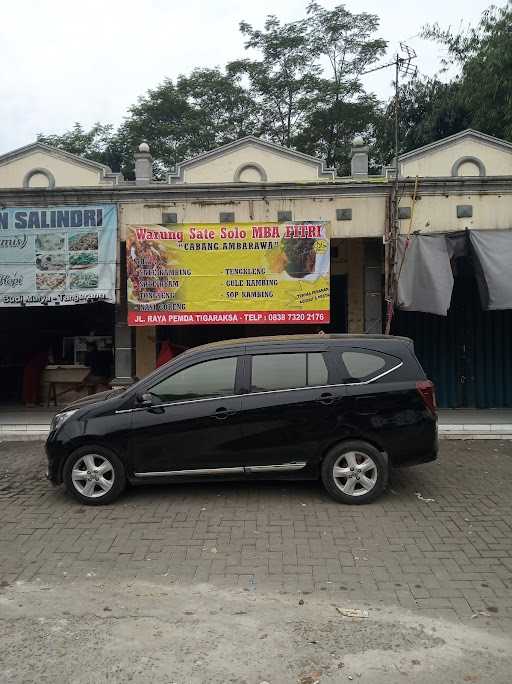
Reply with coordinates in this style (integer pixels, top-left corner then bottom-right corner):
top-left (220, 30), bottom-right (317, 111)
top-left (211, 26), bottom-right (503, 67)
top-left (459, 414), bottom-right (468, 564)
top-left (395, 230), bottom-right (512, 316)
top-left (470, 230), bottom-right (512, 310)
top-left (396, 235), bottom-right (454, 316)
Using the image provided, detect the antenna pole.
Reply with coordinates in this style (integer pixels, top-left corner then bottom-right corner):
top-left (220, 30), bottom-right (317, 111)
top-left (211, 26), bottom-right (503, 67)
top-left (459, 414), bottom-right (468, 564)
top-left (362, 43), bottom-right (416, 334)
top-left (385, 54), bottom-right (401, 335)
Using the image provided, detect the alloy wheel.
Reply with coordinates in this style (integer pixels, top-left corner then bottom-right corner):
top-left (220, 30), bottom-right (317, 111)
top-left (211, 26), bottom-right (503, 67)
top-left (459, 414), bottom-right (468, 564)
top-left (332, 450), bottom-right (378, 497)
top-left (71, 453), bottom-right (115, 499)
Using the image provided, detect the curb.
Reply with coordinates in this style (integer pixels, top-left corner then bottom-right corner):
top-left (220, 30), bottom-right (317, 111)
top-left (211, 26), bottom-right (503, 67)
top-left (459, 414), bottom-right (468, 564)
top-left (0, 432), bottom-right (48, 442)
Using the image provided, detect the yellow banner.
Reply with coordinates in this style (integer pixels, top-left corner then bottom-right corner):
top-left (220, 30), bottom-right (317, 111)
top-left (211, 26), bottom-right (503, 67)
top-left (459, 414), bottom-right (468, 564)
top-left (127, 222), bottom-right (330, 326)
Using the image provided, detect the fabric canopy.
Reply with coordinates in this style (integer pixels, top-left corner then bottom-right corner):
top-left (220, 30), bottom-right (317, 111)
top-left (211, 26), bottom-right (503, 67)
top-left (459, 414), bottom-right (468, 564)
top-left (396, 235), bottom-right (454, 316)
top-left (469, 230), bottom-right (512, 310)
top-left (395, 229), bottom-right (512, 316)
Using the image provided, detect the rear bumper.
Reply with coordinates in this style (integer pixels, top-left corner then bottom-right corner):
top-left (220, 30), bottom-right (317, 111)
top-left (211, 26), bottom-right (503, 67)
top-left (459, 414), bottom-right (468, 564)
top-left (387, 420), bottom-right (438, 468)
top-left (393, 447), bottom-right (438, 468)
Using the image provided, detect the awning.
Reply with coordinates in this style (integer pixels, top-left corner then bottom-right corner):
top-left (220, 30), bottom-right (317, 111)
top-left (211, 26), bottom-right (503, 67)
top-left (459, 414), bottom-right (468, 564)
top-left (396, 235), bottom-right (454, 316)
top-left (395, 229), bottom-right (512, 316)
top-left (469, 230), bottom-right (512, 310)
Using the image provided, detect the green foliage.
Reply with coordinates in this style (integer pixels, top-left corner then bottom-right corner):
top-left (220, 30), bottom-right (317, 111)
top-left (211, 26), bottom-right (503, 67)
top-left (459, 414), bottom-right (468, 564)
top-left (374, 78), bottom-right (471, 165)
top-left (424, 2), bottom-right (512, 140)
top-left (36, 2), bottom-right (512, 180)
top-left (37, 123), bottom-right (126, 175)
top-left (301, 2), bottom-right (386, 170)
top-left (38, 3), bottom-right (387, 177)
top-left (228, 15), bottom-right (319, 148)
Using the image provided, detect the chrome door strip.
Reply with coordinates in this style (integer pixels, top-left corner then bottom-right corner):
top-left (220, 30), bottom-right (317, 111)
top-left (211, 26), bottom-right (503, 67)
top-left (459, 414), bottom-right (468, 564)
top-left (245, 462), bottom-right (307, 473)
top-left (133, 466), bottom-right (245, 477)
top-left (133, 463), bottom-right (307, 478)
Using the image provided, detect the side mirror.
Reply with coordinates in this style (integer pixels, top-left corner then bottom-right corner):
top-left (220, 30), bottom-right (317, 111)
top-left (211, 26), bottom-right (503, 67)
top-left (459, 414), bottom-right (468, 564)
top-left (136, 392), bottom-right (154, 408)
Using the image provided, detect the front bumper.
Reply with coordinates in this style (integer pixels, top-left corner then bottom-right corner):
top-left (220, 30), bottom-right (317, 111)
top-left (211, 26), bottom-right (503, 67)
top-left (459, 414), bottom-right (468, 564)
top-left (45, 436), bottom-right (68, 485)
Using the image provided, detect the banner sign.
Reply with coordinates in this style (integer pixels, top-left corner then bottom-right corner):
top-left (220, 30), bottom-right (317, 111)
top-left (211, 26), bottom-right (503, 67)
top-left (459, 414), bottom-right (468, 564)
top-left (127, 222), bottom-right (330, 326)
top-left (0, 204), bottom-right (117, 307)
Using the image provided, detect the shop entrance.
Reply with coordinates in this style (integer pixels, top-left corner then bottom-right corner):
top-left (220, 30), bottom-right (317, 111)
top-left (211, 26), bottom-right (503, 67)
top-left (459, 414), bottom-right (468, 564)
top-left (0, 303), bottom-right (115, 406)
top-left (392, 259), bottom-right (512, 408)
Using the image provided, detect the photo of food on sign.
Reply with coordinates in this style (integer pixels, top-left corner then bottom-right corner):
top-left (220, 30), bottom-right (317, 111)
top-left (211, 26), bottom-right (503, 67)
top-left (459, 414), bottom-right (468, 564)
top-left (126, 236), bottom-right (171, 303)
top-left (268, 235), bottom-right (329, 280)
top-left (69, 271), bottom-right (99, 289)
top-left (68, 232), bottom-right (99, 251)
top-left (35, 252), bottom-right (67, 272)
top-left (35, 233), bottom-right (66, 251)
top-left (36, 272), bottom-right (66, 291)
top-left (126, 222), bottom-right (330, 326)
top-left (69, 251), bottom-right (98, 269)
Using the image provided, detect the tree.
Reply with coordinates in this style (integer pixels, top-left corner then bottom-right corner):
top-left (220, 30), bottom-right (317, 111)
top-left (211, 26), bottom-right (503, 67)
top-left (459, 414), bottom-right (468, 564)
top-left (229, 15), bottom-right (319, 147)
top-left (38, 3), bottom-right (389, 178)
top-left (302, 2), bottom-right (386, 170)
top-left (374, 77), bottom-right (470, 165)
top-left (118, 78), bottom-right (193, 178)
top-left (424, 2), bottom-right (512, 141)
top-left (296, 96), bottom-right (380, 174)
top-left (120, 68), bottom-right (262, 177)
top-left (176, 68), bottom-right (262, 149)
top-left (37, 123), bottom-right (126, 174)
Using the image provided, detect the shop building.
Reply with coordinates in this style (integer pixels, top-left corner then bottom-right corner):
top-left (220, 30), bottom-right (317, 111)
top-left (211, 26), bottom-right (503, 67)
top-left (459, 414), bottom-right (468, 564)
top-left (0, 143), bottom-right (121, 406)
top-left (1, 130), bottom-right (512, 408)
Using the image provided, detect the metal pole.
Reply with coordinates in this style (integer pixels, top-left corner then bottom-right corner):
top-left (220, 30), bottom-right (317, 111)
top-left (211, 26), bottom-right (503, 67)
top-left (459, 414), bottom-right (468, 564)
top-left (395, 56), bottom-right (399, 184)
top-left (384, 55), bottom-right (401, 335)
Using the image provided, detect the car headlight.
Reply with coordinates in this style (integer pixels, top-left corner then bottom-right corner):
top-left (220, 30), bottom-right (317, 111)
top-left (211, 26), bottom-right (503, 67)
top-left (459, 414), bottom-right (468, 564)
top-left (51, 409), bottom-right (78, 432)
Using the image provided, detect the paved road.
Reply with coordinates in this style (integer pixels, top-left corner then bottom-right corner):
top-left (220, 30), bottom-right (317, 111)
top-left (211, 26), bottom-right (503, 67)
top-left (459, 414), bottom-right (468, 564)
top-left (1, 440), bottom-right (512, 683)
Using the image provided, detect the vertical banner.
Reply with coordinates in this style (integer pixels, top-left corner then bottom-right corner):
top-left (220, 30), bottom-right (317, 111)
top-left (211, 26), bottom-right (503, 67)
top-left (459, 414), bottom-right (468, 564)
top-left (127, 222), bottom-right (330, 326)
top-left (0, 204), bottom-right (117, 306)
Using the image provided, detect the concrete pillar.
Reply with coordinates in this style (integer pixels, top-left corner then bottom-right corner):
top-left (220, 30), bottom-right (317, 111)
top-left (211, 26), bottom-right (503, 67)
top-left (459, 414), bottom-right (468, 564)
top-left (112, 242), bottom-right (135, 387)
top-left (347, 239), bottom-right (364, 333)
top-left (350, 136), bottom-right (369, 177)
top-left (136, 327), bottom-right (156, 379)
top-left (134, 142), bottom-right (153, 185)
top-left (364, 240), bottom-right (383, 334)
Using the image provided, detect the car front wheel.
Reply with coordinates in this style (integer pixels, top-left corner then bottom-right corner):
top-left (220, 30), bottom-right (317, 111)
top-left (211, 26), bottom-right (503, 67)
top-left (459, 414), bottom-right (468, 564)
top-left (321, 440), bottom-right (387, 504)
top-left (63, 445), bottom-right (126, 505)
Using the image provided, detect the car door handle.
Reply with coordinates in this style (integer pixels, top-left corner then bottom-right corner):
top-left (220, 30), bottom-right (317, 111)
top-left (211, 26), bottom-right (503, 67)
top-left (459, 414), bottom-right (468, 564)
top-left (317, 392), bottom-right (335, 405)
top-left (213, 406), bottom-right (236, 420)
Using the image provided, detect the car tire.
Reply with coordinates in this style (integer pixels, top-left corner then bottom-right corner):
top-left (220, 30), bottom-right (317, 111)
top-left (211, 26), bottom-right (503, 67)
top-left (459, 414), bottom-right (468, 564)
top-left (321, 440), bottom-right (388, 505)
top-left (63, 445), bottom-right (126, 505)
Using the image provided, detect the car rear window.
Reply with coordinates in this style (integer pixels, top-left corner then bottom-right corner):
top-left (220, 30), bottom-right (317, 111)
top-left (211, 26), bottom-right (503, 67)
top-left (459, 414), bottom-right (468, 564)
top-left (251, 353), bottom-right (328, 391)
top-left (339, 349), bottom-right (401, 383)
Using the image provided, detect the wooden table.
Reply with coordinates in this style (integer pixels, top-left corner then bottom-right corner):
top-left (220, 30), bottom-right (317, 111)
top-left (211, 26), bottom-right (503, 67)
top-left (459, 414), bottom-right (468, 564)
top-left (41, 365), bottom-right (89, 407)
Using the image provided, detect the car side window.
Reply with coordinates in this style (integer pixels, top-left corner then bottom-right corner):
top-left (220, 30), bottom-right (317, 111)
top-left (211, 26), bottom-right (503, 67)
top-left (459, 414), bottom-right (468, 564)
top-left (340, 350), bottom-right (399, 383)
top-left (307, 352), bottom-right (329, 386)
top-left (147, 357), bottom-right (237, 403)
top-left (251, 353), bottom-right (328, 391)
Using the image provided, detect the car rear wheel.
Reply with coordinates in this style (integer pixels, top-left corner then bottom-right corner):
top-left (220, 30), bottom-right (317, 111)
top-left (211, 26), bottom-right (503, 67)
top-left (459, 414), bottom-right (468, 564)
top-left (321, 440), bottom-right (387, 504)
top-left (63, 445), bottom-right (126, 505)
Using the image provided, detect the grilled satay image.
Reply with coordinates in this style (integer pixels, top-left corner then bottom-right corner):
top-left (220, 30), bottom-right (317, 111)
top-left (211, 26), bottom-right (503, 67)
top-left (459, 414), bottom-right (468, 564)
top-left (282, 237), bottom-right (317, 278)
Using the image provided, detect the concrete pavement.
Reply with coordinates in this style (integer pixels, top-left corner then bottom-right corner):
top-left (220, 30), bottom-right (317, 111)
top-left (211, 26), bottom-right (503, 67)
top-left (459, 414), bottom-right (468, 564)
top-left (1, 440), bottom-right (512, 681)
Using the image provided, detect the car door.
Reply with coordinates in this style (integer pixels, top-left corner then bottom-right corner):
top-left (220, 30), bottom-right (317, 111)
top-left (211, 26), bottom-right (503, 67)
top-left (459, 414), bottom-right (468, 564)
top-left (129, 354), bottom-right (246, 476)
top-left (239, 348), bottom-right (344, 472)
top-left (336, 347), bottom-right (411, 435)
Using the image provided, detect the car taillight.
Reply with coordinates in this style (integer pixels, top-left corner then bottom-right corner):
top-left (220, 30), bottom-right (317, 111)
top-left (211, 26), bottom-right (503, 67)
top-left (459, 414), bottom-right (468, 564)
top-left (416, 380), bottom-right (437, 416)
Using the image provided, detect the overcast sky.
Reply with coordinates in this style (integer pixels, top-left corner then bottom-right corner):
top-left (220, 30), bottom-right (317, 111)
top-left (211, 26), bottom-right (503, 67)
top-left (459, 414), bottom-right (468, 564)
top-left (1, 0), bottom-right (494, 154)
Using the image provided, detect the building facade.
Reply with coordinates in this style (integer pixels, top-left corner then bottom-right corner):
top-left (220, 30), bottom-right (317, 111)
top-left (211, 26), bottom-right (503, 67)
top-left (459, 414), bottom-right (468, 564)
top-left (0, 130), bottom-right (511, 408)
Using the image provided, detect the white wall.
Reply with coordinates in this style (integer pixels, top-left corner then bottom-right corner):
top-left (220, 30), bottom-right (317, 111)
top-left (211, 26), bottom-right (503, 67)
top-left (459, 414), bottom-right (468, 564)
top-left (181, 144), bottom-right (325, 184)
top-left (0, 151), bottom-right (110, 188)
top-left (401, 138), bottom-right (512, 177)
top-left (120, 194), bottom-right (388, 240)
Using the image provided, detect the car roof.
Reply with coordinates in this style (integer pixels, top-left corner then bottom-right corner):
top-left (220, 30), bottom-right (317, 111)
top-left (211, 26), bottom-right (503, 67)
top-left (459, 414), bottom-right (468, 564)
top-left (180, 333), bottom-right (413, 356)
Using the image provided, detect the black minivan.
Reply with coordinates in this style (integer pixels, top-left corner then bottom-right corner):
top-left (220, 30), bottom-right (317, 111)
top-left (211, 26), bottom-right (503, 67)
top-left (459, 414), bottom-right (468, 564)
top-left (46, 334), bottom-right (438, 505)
